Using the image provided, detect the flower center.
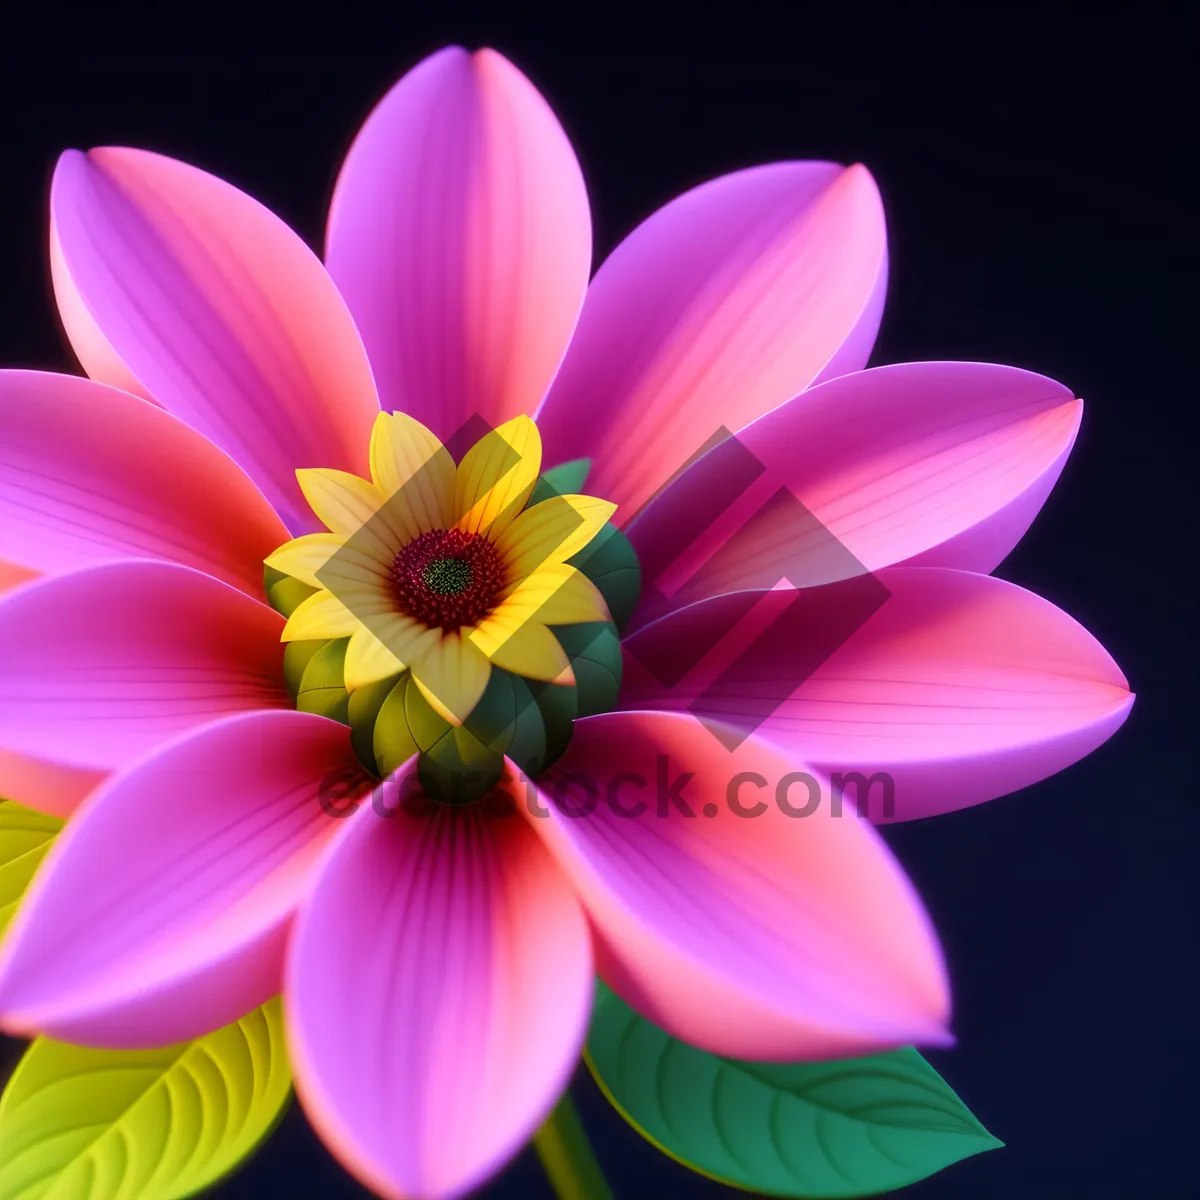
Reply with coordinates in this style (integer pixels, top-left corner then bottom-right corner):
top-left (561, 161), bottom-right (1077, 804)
top-left (422, 557), bottom-right (473, 595)
top-left (390, 528), bottom-right (505, 629)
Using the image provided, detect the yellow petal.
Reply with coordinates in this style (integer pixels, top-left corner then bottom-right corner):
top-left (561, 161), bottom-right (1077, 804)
top-left (317, 542), bottom-right (392, 598)
top-left (280, 589), bottom-right (360, 641)
top-left (410, 632), bottom-right (492, 725)
top-left (493, 494), bottom-right (617, 578)
top-left (469, 618), bottom-right (574, 684)
top-left (296, 468), bottom-right (404, 548)
top-left (496, 563), bottom-right (610, 626)
top-left (344, 618), bottom-right (440, 691)
top-left (265, 532), bottom-right (349, 589)
top-left (453, 416), bottom-right (542, 538)
top-left (369, 412), bottom-right (456, 538)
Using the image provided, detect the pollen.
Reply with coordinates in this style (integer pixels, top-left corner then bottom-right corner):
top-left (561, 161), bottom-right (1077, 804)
top-left (391, 528), bottom-right (505, 629)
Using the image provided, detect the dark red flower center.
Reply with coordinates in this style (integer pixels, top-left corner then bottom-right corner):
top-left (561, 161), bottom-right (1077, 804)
top-left (390, 528), bottom-right (505, 629)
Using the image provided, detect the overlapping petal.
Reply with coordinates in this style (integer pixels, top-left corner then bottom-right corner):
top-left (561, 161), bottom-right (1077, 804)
top-left (411, 632), bottom-right (493, 726)
top-left (494, 493), bottom-right (617, 578)
top-left (453, 415), bottom-right (542, 537)
top-left (495, 563), bottom-right (609, 626)
top-left (344, 619), bottom-right (440, 691)
top-left (296, 469), bottom-right (395, 540)
top-left (537, 161), bottom-right (888, 514)
top-left (0, 370), bottom-right (287, 594)
top-left (0, 710), bottom-right (359, 1045)
top-left (0, 561), bottom-right (288, 771)
top-left (287, 777), bottom-right (592, 1200)
top-left (471, 617), bottom-right (574, 684)
top-left (523, 711), bottom-right (950, 1061)
top-left (368, 412), bottom-right (456, 537)
top-left (620, 569), bottom-right (1133, 820)
top-left (626, 361), bottom-right (1083, 620)
top-left (326, 46), bottom-right (592, 438)
top-left (0, 751), bottom-right (103, 820)
top-left (50, 146), bottom-right (380, 532)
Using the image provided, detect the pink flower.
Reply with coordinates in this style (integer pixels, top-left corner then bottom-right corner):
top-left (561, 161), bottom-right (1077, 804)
top-left (0, 45), bottom-right (1130, 1200)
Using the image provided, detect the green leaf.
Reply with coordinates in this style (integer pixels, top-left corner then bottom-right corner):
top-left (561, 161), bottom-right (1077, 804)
top-left (0, 999), bottom-right (292, 1200)
top-left (529, 459), bottom-right (592, 506)
top-left (0, 801), bottom-right (63, 938)
top-left (586, 982), bottom-right (1001, 1198)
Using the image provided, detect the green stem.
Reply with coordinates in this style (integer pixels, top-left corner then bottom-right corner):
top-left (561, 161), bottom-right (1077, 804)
top-left (532, 1088), bottom-right (614, 1200)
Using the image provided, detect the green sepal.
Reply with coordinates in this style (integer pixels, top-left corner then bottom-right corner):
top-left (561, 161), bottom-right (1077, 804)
top-left (418, 725), bottom-right (505, 806)
top-left (569, 522), bottom-right (642, 632)
top-left (403, 672), bottom-right (454, 751)
top-left (505, 673), bottom-right (549, 779)
top-left (296, 638), bottom-right (351, 725)
top-left (372, 675), bottom-right (422, 778)
top-left (412, 669), bottom-right (542, 804)
top-left (348, 672), bottom-right (403, 775)
top-left (282, 639), bottom-right (329, 702)
top-left (263, 563), bottom-right (317, 618)
top-left (455, 667), bottom-right (521, 754)
top-left (554, 621), bottom-right (623, 717)
top-left (587, 980), bottom-right (1002, 1198)
top-left (529, 458), bottom-right (591, 506)
top-left (529, 677), bottom-right (577, 769)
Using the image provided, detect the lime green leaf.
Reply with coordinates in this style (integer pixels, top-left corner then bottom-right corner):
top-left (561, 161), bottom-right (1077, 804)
top-left (587, 982), bottom-right (1001, 1198)
top-left (0, 801), bottom-right (63, 938)
top-left (0, 999), bottom-right (292, 1200)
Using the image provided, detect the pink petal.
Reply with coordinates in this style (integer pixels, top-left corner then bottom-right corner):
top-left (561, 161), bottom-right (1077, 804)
top-left (50, 147), bottom-right (380, 532)
top-left (326, 46), bottom-right (591, 439)
top-left (535, 161), bottom-right (887, 515)
top-left (0, 710), bottom-right (358, 1046)
top-left (523, 711), bottom-right (950, 1061)
top-left (0, 370), bottom-right (287, 594)
top-left (0, 572), bottom-right (92, 817)
top-left (620, 568), bottom-right (1133, 821)
top-left (50, 220), bottom-right (155, 403)
top-left (626, 362), bottom-right (1081, 613)
top-left (0, 751), bottom-right (102, 820)
top-left (0, 561), bottom-right (38, 594)
top-left (287, 776), bottom-right (592, 1200)
top-left (0, 560), bottom-right (288, 772)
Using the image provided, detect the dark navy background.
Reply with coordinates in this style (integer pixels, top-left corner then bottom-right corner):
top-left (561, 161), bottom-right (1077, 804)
top-left (1, 2), bottom-right (1193, 1197)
